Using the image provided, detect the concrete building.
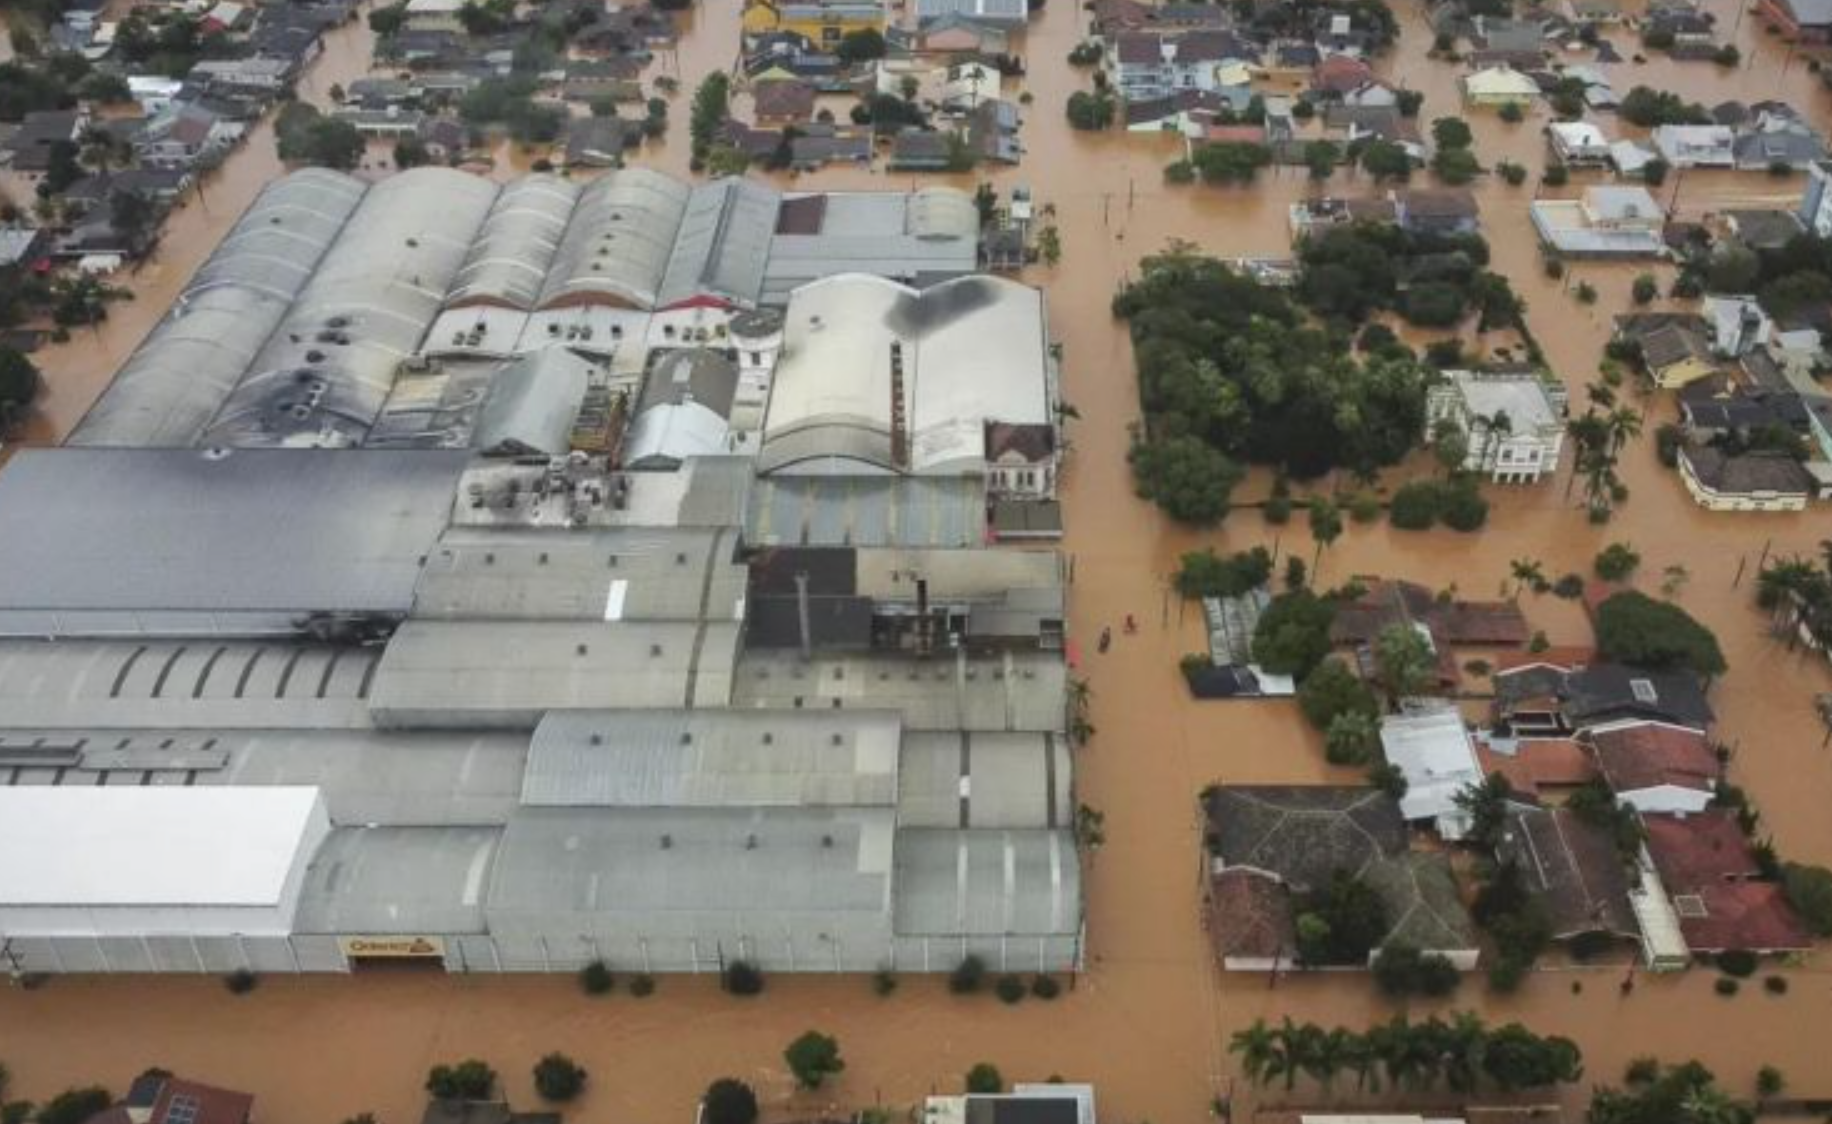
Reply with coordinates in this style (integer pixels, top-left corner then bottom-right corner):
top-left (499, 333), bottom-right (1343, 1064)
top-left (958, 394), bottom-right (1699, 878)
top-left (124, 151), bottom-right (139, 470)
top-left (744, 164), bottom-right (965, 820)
top-left (1426, 370), bottom-right (1567, 483)
top-left (1531, 186), bottom-right (1666, 258)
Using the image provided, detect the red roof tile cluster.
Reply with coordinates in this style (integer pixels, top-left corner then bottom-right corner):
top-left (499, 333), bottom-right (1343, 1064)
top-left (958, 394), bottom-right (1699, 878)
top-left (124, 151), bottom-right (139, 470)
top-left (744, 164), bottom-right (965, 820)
top-left (1644, 811), bottom-right (1811, 954)
top-left (1591, 723), bottom-right (1718, 794)
top-left (1207, 869), bottom-right (1293, 962)
top-left (1476, 738), bottom-right (1596, 797)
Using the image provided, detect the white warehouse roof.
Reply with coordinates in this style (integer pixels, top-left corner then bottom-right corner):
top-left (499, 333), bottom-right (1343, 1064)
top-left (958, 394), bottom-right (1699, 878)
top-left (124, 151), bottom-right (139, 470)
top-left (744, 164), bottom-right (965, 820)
top-left (0, 786), bottom-right (325, 907)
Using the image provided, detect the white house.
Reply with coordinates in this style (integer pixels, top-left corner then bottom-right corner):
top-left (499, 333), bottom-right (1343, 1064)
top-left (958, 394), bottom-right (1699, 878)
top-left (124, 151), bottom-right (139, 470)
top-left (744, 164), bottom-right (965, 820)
top-left (1588, 722), bottom-right (1718, 814)
top-left (1797, 158), bottom-right (1832, 236)
top-left (1379, 702), bottom-right (1484, 840)
top-left (1652, 124), bottom-right (1736, 168)
top-left (1426, 370), bottom-right (1567, 484)
top-left (1106, 30), bottom-right (1257, 102)
top-left (1462, 66), bottom-right (1539, 108)
top-left (1531, 186), bottom-right (1666, 258)
top-left (1548, 120), bottom-right (1611, 166)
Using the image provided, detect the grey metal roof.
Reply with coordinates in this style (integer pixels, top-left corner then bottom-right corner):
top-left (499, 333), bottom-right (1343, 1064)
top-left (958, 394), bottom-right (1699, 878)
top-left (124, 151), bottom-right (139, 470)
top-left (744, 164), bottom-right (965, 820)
top-left (293, 824), bottom-right (500, 935)
top-left (892, 828), bottom-right (1081, 937)
top-left (896, 731), bottom-right (1069, 829)
top-left (0, 728), bottom-right (528, 826)
top-left (731, 650), bottom-right (1067, 732)
top-left (0, 640), bottom-right (377, 729)
top-left (471, 348), bottom-right (595, 456)
top-left (522, 709), bottom-right (900, 807)
top-left (201, 167), bottom-right (499, 448)
top-left (762, 190), bottom-right (980, 305)
top-left (411, 526), bottom-right (746, 622)
top-left (538, 168), bottom-right (690, 311)
top-left (369, 620), bottom-right (741, 728)
top-left (69, 169), bottom-right (367, 447)
top-left (745, 474), bottom-right (988, 547)
top-left (483, 805), bottom-right (895, 924)
top-left (656, 177), bottom-right (780, 309)
top-left (448, 174), bottom-right (579, 310)
top-left (0, 448), bottom-right (467, 635)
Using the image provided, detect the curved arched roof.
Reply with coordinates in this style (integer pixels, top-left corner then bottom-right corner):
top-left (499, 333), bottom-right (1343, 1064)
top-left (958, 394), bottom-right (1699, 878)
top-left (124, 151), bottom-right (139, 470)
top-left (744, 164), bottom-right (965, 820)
top-left (447, 174), bottom-right (579, 310)
top-left (200, 167), bottom-right (498, 447)
top-left (69, 169), bottom-right (366, 447)
top-left (537, 168), bottom-right (691, 311)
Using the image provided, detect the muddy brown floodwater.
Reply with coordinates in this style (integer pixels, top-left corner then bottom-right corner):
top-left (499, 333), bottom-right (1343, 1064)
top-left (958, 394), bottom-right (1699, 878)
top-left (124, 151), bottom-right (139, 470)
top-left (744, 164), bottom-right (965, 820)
top-left (7, 0), bottom-right (1832, 1120)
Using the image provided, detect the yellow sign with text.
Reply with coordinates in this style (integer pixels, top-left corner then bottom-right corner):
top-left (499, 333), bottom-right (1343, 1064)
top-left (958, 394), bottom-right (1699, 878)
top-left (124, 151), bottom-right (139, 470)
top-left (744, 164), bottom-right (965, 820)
top-left (338, 935), bottom-right (447, 959)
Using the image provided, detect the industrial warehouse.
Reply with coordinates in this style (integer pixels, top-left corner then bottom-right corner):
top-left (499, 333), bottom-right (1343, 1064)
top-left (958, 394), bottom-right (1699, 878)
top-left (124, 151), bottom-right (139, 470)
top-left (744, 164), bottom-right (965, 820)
top-left (0, 167), bottom-right (1078, 979)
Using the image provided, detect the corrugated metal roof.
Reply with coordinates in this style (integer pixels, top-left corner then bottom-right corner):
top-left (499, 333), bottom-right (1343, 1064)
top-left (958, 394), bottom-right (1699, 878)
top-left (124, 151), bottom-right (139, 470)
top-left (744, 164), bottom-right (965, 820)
top-left (892, 828), bottom-right (1080, 936)
top-left (293, 824), bottom-right (500, 934)
top-left (731, 650), bottom-right (1066, 732)
top-left (744, 474), bottom-right (987, 547)
top-left (896, 731), bottom-right (1068, 829)
top-left (656, 177), bottom-right (780, 308)
top-left (538, 168), bottom-right (690, 311)
top-left (522, 709), bottom-right (899, 807)
top-left (471, 347), bottom-right (595, 456)
top-left (448, 174), bottom-right (580, 310)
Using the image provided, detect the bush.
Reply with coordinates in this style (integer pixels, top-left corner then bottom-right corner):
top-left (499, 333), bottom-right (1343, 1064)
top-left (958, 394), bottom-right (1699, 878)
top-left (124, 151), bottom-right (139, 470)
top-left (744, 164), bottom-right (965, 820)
top-left (1175, 546), bottom-right (1273, 598)
top-left (580, 960), bottom-right (614, 995)
top-left (1631, 274), bottom-right (1659, 305)
top-left (1497, 160), bottom-right (1527, 185)
top-left (1440, 479), bottom-right (1489, 531)
top-left (426, 1061), bottom-right (496, 1102)
top-left (703, 1080), bottom-right (759, 1124)
top-left (1594, 543), bottom-right (1641, 582)
top-left (965, 1064), bottom-right (1004, 1094)
top-left (629, 974), bottom-right (656, 996)
top-left (36, 1091), bottom-right (112, 1124)
top-left (1163, 159), bottom-right (1195, 184)
top-left (1486, 955), bottom-right (1528, 993)
top-left (1498, 101), bottom-right (1523, 123)
top-left (995, 974), bottom-right (1026, 1004)
top-left (950, 955), bottom-right (986, 994)
top-left (1717, 949), bottom-right (1759, 978)
top-left (1252, 589), bottom-right (1335, 679)
top-left (532, 1054), bottom-right (587, 1103)
top-left (1575, 281), bottom-right (1598, 304)
top-left (1781, 862), bottom-right (1832, 935)
top-left (224, 968), bottom-right (258, 994)
top-left (1065, 90), bottom-right (1114, 131)
top-left (1347, 491), bottom-right (1382, 523)
top-left (1594, 590), bottom-right (1727, 675)
top-left (784, 1031), bottom-right (845, 1090)
top-left (1542, 164), bottom-right (1569, 187)
top-left (1263, 495), bottom-right (1292, 524)
top-left (1389, 480), bottom-right (1441, 530)
top-left (1656, 423), bottom-right (1684, 468)
top-left (1764, 975), bottom-right (1789, 995)
top-left (1552, 574), bottom-right (1585, 599)
top-left (872, 968), bottom-right (897, 996)
top-left (1031, 975), bottom-right (1061, 999)
top-left (1298, 658), bottom-right (1379, 732)
top-left (1372, 944), bottom-right (1461, 997)
top-left (723, 959), bottom-right (765, 995)
top-left (1714, 977), bottom-right (1740, 996)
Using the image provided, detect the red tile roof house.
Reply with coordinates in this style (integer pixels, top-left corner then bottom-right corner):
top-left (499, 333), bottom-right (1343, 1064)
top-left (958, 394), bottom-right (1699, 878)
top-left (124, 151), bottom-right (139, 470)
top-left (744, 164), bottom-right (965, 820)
top-left (84, 1073), bottom-right (254, 1124)
top-left (1310, 54), bottom-right (1375, 97)
top-left (751, 78), bottom-right (817, 125)
top-left (1642, 811), bottom-right (1812, 957)
top-left (1587, 722), bottom-right (1720, 815)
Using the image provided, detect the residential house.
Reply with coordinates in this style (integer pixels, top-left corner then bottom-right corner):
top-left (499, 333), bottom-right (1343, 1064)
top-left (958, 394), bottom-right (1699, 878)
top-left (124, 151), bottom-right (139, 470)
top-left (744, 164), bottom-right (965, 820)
top-left (1341, 81), bottom-right (1400, 108)
top-left (985, 421), bottom-right (1056, 497)
top-left (1548, 120), bottom-right (1612, 166)
top-left (914, 0), bottom-right (1029, 30)
top-left (1107, 31), bottom-right (1259, 102)
top-left (970, 99), bottom-right (1023, 164)
top-left (1287, 195), bottom-right (1400, 242)
top-left (1756, 0), bottom-right (1832, 42)
top-left (1461, 66), bottom-right (1539, 108)
top-left (82, 1071), bottom-right (254, 1124)
top-left (561, 58), bottom-right (643, 104)
top-left (189, 57), bottom-right (296, 95)
top-left (1677, 444), bottom-right (1814, 511)
top-left (1724, 208), bottom-right (1805, 253)
top-left (889, 129), bottom-right (956, 171)
top-left (744, 34), bottom-right (851, 92)
top-left (1652, 124), bottom-right (1736, 168)
top-left (1089, 0), bottom-right (1155, 39)
top-left (335, 107), bottom-right (425, 137)
top-left (562, 116), bottom-right (633, 168)
top-left (1798, 158), bottom-right (1832, 236)
top-left (1474, 15), bottom-right (1547, 52)
top-left (723, 120), bottom-right (786, 163)
top-left (1321, 105), bottom-right (1423, 160)
top-left (1678, 382), bottom-right (1811, 444)
top-left (135, 105), bottom-right (242, 171)
top-left (1733, 109), bottom-right (1826, 171)
top-left (346, 77), bottom-right (416, 107)
top-left (1568, 0), bottom-right (1625, 22)
top-left (1311, 54), bottom-right (1375, 98)
top-left (789, 123), bottom-right (872, 169)
top-left (127, 75), bottom-right (186, 116)
top-left (3, 109), bottom-right (85, 175)
top-left (1588, 722), bottom-right (1718, 814)
top-left (1496, 807), bottom-right (1639, 944)
top-left (417, 116), bottom-right (472, 163)
top-left (1331, 579), bottom-right (1528, 690)
top-left (938, 61), bottom-right (1006, 112)
top-left (1530, 185), bottom-right (1666, 258)
top-left (742, 0), bottom-right (886, 49)
top-left (202, 1), bottom-right (255, 34)
top-left (1610, 139), bottom-right (1658, 177)
top-left (1426, 370), bottom-right (1567, 484)
top-left (1201, 786), bottom-right (1480, 971)
top-left (403, 0), bottom-right (467, 33)
top-left (1125, 89), bottom-right (1242, 134)
top-left (1640, 320), bottom-right (1719, 388)
top-left (1395, 189), bottom-right (1480, 236)
top-left (1642, 811), bottom-right (1812, 956)
top-left (752, 78), bottom-right (817, 125)
top-left (914, 13), bottom-right (1011, 55)
top-left (1378, 704), bottom-right (1486, 840)
top-left (1493, 660), bottom-right (1714, 737)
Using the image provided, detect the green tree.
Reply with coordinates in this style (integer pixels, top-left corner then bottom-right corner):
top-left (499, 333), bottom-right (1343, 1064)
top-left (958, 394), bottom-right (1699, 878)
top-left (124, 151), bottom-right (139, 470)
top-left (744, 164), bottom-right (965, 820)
top-left (426, 1061), bottom-right (495, 1101)
top-left (689, 71), bottom-right (732, 164)
top-left (964, 1064), bottom-right (1003, 1094)
top-left (1431, 146), bottom-right (1480, 184)
top-left (1781, 862), bottom-right (1832, 935)
top-left (0, 347), bottom-right (42, 420)
top-left (1325, 710), bottom-right (1381, 765)
top-left (532, 1054), bottom-right (587, 1103)
top-left (1588, 1060), bottom-right (1752, 1124)
top-left (1064, 90), bottom-right (1114, 131)
top-left (1389, 480), bottom-right (1442, 529)
top-left (1299, 658), bottom-right (1379, 731)
top-left (1372, 623), bottom-right (1435, 704)
top-left (1372, 944), bottom-right (1460, 997)
top-left (1176, 546), bottom-right (1274, 598)
top-left (1594, 542), bottom-right (1641, 582)
top-left (1452, 771), bottom-right (1515, 849)
top-left (1433, 417), bottom-right (1471, 476)
top-left (1128, 435), bottom-right (1243, 525)
top-left (368, 3), bottom-right (407, 33)
top-left (1594, 590), bottom-right (1726, 676)
top-left (1193, 141), bottom-right (1272, 184)
top-left (1431, 117), bottom-right (1473, 149)
top-left (784, 1031), bottom-right (845, 1090)
top-left (1252, 589), bottom-right (1336, 678)
top-left (836, 27), bottom-right (886, 61)
top-left (36, 1090), bottom-right (111, 1124)
top-left (702, 1080), bottom-right (759, 1124)
top-left (1230, 1018), bottom-right (1287, 1088)
top-left (1308, 497), bottom-right (1343, 574)
top-left (1360, 140), bottom-right (1414, 181)
top-left (1305, 139), bottom-right (1340, 180)
top-left (1294, 872), bottom-right (1389, 965)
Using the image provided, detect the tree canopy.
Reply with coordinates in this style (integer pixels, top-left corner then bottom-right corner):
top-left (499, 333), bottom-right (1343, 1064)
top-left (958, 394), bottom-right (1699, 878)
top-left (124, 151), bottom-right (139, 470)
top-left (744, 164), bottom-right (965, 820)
top-left (275, 103), bottom-right (364, 170)
top-left (1294, 871), bottom-right (1389, 965)
top-left (1593, 591), bottom-right (1726, 676)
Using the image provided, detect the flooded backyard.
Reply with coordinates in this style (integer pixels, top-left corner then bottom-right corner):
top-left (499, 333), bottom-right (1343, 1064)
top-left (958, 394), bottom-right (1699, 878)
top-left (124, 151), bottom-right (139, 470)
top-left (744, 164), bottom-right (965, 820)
top-left (6, 0), bottom-right (1832, 1119)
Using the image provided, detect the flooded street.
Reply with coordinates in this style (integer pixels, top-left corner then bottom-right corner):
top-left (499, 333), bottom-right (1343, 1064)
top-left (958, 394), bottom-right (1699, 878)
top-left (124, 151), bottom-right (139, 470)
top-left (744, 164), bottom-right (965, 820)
top-left (7, 0), bottom-right (1832, 1119)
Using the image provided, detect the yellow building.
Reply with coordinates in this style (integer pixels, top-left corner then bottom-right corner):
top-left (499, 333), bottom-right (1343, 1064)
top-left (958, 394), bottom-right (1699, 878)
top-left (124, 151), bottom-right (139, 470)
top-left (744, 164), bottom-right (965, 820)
top-left (743, 0), bottom-right (887, 47)
top-left (1640, 323), bottom-right (1719, 389)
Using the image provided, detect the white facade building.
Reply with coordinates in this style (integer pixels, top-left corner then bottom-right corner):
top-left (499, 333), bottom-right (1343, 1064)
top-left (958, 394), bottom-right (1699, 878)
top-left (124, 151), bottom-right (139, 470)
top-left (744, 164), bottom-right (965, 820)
top-left (1426, 370), bottom-right (1567, 483)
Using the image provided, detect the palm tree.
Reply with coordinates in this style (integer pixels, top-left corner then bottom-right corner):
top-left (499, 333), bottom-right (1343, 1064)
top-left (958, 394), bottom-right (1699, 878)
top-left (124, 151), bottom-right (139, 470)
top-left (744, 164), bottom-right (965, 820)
top-left (1605, 405), bottom-right (1643, 457)
top-left (1230, 1019), bottom-right (1279, 1087)
top-left (1273, 1017), bottom-right (1310, 1092)
top-left (78, 125), bottom-right (126, 176)
top-left (1508, 557), bottom-right (1544, 598)
top-left (1341, 1030), bottom-right (1381, 1094)
top-left (1309, 497), bottom-right (1343, 577)
top-left (1441, 1011), bottom-right (1488, 1095)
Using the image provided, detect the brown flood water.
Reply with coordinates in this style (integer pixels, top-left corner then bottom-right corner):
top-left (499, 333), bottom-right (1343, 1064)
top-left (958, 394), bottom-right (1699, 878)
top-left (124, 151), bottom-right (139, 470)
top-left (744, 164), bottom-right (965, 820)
top-left (8, 0), bottom-right (1832, 1120)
